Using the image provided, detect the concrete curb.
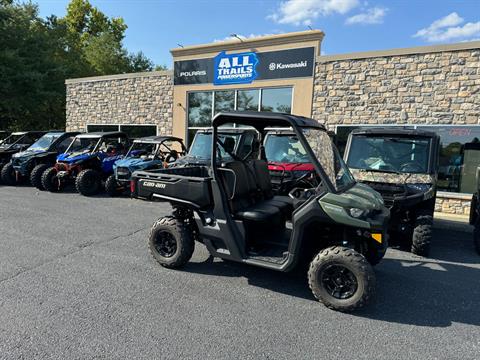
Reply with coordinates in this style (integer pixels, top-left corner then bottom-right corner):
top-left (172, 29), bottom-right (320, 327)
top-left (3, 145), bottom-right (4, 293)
top-left (433, 212), bottom-right (472, 233)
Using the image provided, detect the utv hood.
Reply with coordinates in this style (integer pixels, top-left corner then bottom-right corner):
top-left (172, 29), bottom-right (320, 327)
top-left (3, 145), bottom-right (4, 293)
top-left (12, 148), bottom-right (47, 160)
top-left (114, 158), bottom-right (163, 172)
top-left (350, 169), bottom-right (435, 185)
top-left (57, 151), bottom-right (98, 164)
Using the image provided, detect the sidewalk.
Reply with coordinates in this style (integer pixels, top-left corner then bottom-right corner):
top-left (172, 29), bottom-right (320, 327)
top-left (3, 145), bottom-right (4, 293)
top-left (433, 212), bottom-right (472, 233)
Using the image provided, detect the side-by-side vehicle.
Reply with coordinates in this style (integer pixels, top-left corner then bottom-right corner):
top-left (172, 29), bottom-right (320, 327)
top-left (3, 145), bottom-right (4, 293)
top-left (132, 112), bottom-right (389, 312)
top-left (0, 131), bottom-right (46, 183)
top-left (105, 136), bottom-right (186, 196)
top-left (42, 132), bottom-right (129, 196)
top-left (344, 128), bottom-right (440, 256)
top-left (2, 132), bottom-right (79, 188)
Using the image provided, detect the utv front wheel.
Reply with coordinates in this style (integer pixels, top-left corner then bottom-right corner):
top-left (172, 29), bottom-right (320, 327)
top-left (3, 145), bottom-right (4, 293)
top-left (76, 169), bottom-right (101, 196)
top-left (411, 210), bottom-right (433, 256)
top-left (1, 163), bottom-right (16, 185)
top-left (105, 174), bottom-right (122, 197)
top-left (42, 167), bottom-right (60, 192)
top-left (149, 216), bottom-right (195, 269)
top-left (308, 246), bottom-right (375, 312)
top-left (30, 164), bottom-right (50, 189)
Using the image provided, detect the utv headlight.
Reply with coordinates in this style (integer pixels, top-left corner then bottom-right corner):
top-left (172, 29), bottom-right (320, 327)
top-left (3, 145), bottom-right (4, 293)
top-left (349, 207), bottom-right (366, 218)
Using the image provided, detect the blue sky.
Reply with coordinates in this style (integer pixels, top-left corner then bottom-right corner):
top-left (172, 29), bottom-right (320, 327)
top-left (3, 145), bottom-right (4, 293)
top-left (37, 0), bottom-right (480, 68)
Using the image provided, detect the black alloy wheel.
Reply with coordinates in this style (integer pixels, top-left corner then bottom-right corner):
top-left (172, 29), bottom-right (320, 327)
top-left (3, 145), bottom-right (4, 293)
top-left (154, 231), bottom-right (178, 258)
top-left (320, 264), bottom-right (358, 300)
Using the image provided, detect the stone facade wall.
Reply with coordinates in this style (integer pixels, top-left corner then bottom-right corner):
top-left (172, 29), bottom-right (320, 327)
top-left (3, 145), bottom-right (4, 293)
top-left (312, 49), bottom-right (480, 128)
top-left (66, 71), bottom-right (173, 134)
top-left (435, 193), bottom-right (472, 215)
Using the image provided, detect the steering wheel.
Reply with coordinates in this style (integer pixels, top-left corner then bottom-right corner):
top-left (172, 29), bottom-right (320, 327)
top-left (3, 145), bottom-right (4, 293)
top-left (400, 161), bottom-right (423, 172)
top-left (165, 150), bottom-right (179, 163)
top-left (288, 187), bottom-right (316, 201)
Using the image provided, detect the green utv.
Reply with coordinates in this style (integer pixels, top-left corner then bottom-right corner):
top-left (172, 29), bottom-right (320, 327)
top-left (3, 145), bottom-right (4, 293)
top-left (132, 112), bottom-right (389, 312)
top-left (344, 128), bottom-right (440, 256)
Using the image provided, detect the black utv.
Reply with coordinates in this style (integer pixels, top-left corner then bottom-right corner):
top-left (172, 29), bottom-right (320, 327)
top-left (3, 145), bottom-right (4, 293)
top-left (0, 131), bottom-right (46, 183)
top-left (132, 112), bottom-right (389, 312)
top-left (469, 168), bottom-right (480, 254)
top-left (1, 132), bottom-right (80, 188)
top-left (344, 128), bottom-right (440, 256)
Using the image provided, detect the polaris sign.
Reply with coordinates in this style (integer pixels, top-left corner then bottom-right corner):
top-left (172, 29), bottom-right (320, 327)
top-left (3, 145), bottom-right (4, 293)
top-left (174, 47), bottom-right (314, 85)
top-left (213, 51), bottom-right (259, 85)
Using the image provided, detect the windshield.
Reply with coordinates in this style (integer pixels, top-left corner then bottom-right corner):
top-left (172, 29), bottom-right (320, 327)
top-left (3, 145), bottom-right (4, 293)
top-left (346, 135), bottom-right (431, 174)
top-left (127, 142), bottom-right (157, 158)
top-left (29, 133), bottom-right (62, 151)
top-left (265, 134), bottom-right (310, 163)
top-left (302, 128), bottom-right (356, 192)
top-left (65, 137), bottom-right (100, 154)
top-left (0, 134), bottom-right (24, 148)
top-left (189, 133), bottom-right (240, 161)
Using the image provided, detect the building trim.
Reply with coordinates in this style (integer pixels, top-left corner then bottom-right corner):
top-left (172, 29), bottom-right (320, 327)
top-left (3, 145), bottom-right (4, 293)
top-left (65, 70), bottom-right (173, 85)
top-left (170, 30), bottom-right (325, 57)
top-left (318, 41), bottom-right (480, 63)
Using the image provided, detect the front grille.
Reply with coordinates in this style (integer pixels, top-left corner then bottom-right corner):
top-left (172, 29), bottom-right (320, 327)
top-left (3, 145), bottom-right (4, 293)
top-left (56, 163), bottom-right (68, 172)
top-left (363, 181), bottom-right (406, 208)
top-left (116, 167), bottom-right (131, 180)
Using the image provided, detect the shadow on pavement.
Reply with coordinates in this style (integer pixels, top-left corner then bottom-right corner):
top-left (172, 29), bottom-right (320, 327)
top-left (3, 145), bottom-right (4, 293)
top-left (183, 227), bottom-right (480, 327)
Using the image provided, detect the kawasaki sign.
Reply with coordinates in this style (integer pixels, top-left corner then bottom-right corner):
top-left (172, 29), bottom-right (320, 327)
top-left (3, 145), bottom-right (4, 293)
top-left (174, 47), bottom-right (314, 85)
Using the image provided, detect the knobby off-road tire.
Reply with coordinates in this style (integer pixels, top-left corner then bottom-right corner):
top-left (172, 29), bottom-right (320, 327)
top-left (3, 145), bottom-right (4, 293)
top-left (411, 210), bottom-right (433, 257)
top-left (105, 174), bottom-right (121, 197)
top-left (1, 163), bottom-right (16, 185)
top-left (76, 169), bottom-right (101, 196)
top-left (149, 216), bottom-right (195, 269)
top-left (308, 246), bottom-right (375, 312)
top-left (473, 218), bottom-right (480, 255)
top-left (42, 167), bottom-right (60, 192)
top-left (469, 193), bottom-right (478, 225)
top-left (30, 164), bottom-right (50, 189)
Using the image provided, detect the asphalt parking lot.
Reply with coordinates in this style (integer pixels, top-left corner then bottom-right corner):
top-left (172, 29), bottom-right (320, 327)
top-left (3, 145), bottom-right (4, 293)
top-left (0, 186), bottom-right (479, 359)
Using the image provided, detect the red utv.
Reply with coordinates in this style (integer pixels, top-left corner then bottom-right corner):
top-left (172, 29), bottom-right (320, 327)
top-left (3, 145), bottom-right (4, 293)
top-left (264, 129), bottom-right (316, 194)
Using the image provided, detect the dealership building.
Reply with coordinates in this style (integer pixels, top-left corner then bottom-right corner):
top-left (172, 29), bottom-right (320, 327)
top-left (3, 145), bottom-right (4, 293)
top-left (65, 30), bottom-right (480, 214)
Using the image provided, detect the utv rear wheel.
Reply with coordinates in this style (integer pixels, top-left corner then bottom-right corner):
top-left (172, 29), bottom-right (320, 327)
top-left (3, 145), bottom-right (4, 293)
top-left (42, 167), bottom-right (60, 192)
top-left (149, 216), bottom-right (195, 269)
top-left (30, 164), bottom-right (50, 189)
top-left (76, 169), bottom-right (101, 196)
top-left (411, 210), bottom-right (433, 256)
top-left (105, 174), bottom-right (122, 197)
top-left (1, 163), bottom-right (16, 185)
top-left (308, 246), bottom-right (375, 312)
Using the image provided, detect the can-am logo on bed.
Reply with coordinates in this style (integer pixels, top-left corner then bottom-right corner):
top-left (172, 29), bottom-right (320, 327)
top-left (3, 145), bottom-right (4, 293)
top-left (213, 51), bottom-right (259, 85)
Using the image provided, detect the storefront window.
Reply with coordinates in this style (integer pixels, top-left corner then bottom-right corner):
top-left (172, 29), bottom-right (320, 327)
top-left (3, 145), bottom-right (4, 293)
top-left (87, 125), bottom-right (119, 133)
top-left (120, 125), bottom-right (157, 138)
top-left (186, 87), bottom-right (293, 146)
top-left (188, 92), bottom-right (212, 128)
top-left (214, 91), bottom-right (235, 114)
top-left (87, 124), bottom-right (157, 139)
top-left (261, 88), bottom-right (292, 113)
top-left (237, 90), bottom-right (260, 111)
top-left (336, 125), bottom-right (480, 194)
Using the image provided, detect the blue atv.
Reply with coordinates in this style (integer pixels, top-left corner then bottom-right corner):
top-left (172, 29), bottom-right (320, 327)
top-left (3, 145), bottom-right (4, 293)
top-left (41, 132), bottom-right (129, 196)
top-left (105, 136), bottom-right (186, 196)
top-left (2, 132), bottom-right (80, 188)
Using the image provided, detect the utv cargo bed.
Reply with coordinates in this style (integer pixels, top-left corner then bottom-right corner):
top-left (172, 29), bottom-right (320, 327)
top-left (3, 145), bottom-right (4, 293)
top-left (132, 166), bottom-right (212, 208)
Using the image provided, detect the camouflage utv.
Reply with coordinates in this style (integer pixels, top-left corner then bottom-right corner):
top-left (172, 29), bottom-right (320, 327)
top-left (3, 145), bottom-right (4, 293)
top-left (344, 128), bottom-right (440, 256)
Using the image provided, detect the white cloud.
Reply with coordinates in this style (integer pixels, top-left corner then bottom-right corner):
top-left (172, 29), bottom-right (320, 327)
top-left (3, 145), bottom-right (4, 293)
top-left (213, 33), bottom-right (282, 43)
top-left (414, 12), bottom-right (480, 42)
top-left (345, 7), bottom-right (387, 25)
top-left (268, 0), bottom-right (360, 26)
